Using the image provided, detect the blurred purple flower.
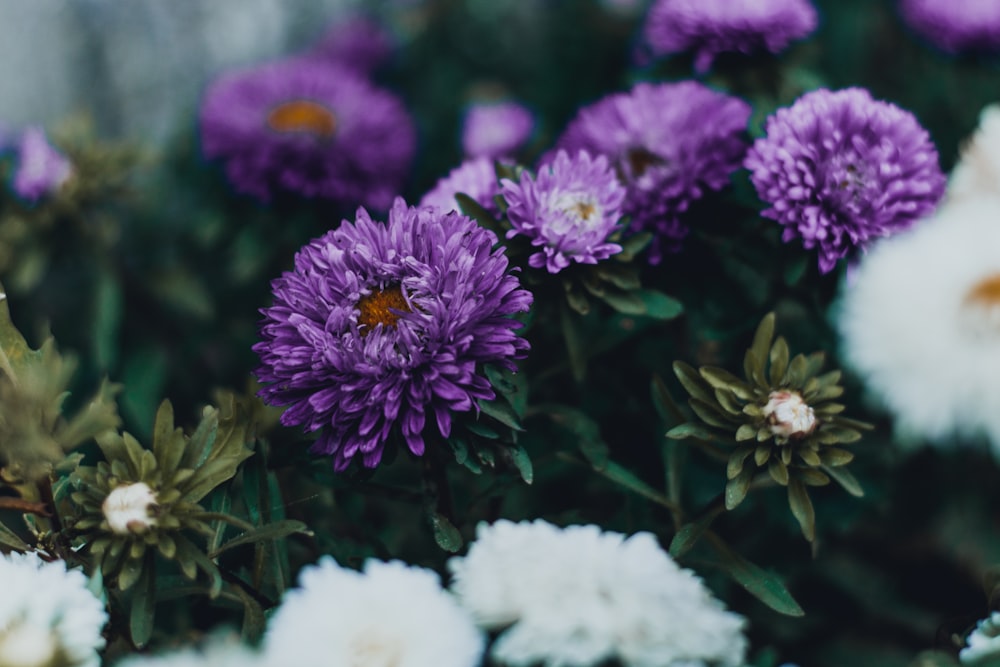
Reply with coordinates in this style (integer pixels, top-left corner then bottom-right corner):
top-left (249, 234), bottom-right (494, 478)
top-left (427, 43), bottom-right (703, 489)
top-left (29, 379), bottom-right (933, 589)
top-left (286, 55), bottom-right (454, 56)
top-left (502, 150), bottom-right (626, 273)
top-left (644, 0), bottom-right (818, 72)
top-left (200, 58), bottom-right (415, 208)
top-left (462, 101), bottom-right (535, 159)
top-left (254, 199), bottom-right (532, 471)
top-left (419, 156), bottom-right (502, 215)
top-left (745, 88), bottom-right (945, 273)
top-left (310, 14), bottom-right (395, 73)
top-left (899, 0), bottom-right (1000, 54)
top-left (12, 126), bottom-right (72, 203)
top-left (555, 81), bottom-right (751, 262)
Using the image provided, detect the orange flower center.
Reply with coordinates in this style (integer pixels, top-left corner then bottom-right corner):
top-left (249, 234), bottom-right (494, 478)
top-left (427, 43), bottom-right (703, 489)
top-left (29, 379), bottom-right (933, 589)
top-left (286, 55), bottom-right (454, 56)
top-left (357, 285), bottom-right (410, 334)
top-left (965, 273), bottom-right (1000, 307)
top-left (572, 201), bottom-right (597, 220)
top-left (266, 100), bottom-right (337, 138)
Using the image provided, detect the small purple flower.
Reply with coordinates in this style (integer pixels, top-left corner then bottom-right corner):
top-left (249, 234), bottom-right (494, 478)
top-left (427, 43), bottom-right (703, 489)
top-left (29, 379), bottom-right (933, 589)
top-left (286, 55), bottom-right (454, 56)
top-left (462, 102), bottom-right (535, 159)
top-left (419, 157), bottom-right (502, 215)
top-left (899, 0), bottom-right (1000, 54)
top-left (555, 81), bottom-right (751, 262)
top-left (745, 88), bottom-right (945, 273)
top-left (254, 199), bottom-right (532, 471)
top-left (644, 0), bottom-right (818, 72)
top-left (310, 14), bottom-right (395, 74)
top-left (12, 127), bottom-right (72, 203)
top-left (502, 150), bottom-right (626, 273)
top-left (200, 58), bottom-right (416, 208)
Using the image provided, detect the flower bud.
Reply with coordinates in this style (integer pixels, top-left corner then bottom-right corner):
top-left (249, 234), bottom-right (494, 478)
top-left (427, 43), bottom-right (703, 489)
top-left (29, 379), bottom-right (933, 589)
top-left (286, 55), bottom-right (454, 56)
top-left (763, 391), bottom-right (817, 439)
top-left (102, 482), bottom-right (157, 535)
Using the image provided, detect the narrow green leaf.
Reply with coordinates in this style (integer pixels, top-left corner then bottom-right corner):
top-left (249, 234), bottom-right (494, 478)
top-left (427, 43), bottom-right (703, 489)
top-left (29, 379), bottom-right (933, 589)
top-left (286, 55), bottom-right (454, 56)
top-left (209, 520), bottom-right (312, 558)
top-left (598, 460), bottom-right (676, 510)
top-left (706, 534), bottom-right (805, 617)
top-left (0, 519), bottom-right (30, 551)
top-left (672, 361), bottom-right (716, 406)
top-left (129, 553), bottom-right (156, 648)
top-left (690, 398), bottom-right (740, 428)
top-left (769, 337), bottom-right (790, 387)
top-left (727, 446), bottom-right (754, 479)
top-left (478, 396), bottom-right (524, 432)
top-left (507, 445), bottom-right (533, 484)
top-left (594, 264), bottom-right (641, 290)
top-left (725, 466), bottom-right (754, 510)
top-left (635, 289), bottom-right (683, 320)
top-left (560, 302), bottom-right (588, 383)
top-left (614, 231), bottom-right (653, 261)
top-left (669, 506), bottom-right (726, 559)
top-left (597, 287), bottom-right (646, 315)
top-left (430, 513), bottom-right (463, 553)
top-left (788, 478), bottom-right (816, 542)
top-left (699, 367), bottom-right (754, 400)
top-left (667, 422), bottom-right (719, 442)
top-left (230, 582), bottom-right (267, 643)
top-left (546, 405), bottom-right (609, 469)
top-left (823, 464), bottom-right (864, 497)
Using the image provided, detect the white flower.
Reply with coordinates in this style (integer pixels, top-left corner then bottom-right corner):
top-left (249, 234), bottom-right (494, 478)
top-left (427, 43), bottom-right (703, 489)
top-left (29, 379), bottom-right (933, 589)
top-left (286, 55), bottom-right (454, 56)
top-left (838, 195), bottom-right (1000, 454)
top-left (762, 391), bottom-right (817, 438)
top-left (950, 104), bottom-right (1000, 203)
top-left (0, 552), bottom-right (107, 667)
top-left (961, 611), bottom-right (1000, 665)
top-left (112, 635), bottom-right (259, 667)
top-left (263, 557), bottom-right (484, 667)
top-left (102, 482), bottom-right (158, 535)
top-left (448, 519), bottom-right (748, 667)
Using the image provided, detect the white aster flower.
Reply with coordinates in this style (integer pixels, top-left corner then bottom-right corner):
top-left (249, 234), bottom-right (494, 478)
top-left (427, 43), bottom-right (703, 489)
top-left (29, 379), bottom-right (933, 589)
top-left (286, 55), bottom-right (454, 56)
top-left (448, 519), bottom-right (748, 667)
top-left (0, 551), bottom-right (107, 667)
top-left (838, 195), bottom-right (1000, 454)
top-left (263, 557), bottom-right (484, 667)
top-left (950, 104), bottom-right (1000, 203)
top-left (112, 635), bottom-right (259, 667)
top-left (961, 611), bottom-right (1000, 665)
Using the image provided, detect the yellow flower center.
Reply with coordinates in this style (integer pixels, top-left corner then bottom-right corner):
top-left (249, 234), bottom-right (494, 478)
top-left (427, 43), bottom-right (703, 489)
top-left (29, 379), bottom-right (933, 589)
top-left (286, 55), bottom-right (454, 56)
top-left (357, 285), bottom-right (410, 334)
top-left (965, 273), bottom-right (1000, 307)
top-left (622, 147), bottom-right (664, 179)
top-left (266, 100), bottom-right (337, 138)
top-left (571, 201), bottom-right (597, 220)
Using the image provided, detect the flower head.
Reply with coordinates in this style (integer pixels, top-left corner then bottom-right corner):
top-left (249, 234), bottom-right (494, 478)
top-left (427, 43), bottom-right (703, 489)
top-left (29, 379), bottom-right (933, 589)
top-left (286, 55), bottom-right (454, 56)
top-left (502, 150), bottom-right (626, 273)
top-left (419, 157), bottom-right (502, 215)
top-left (12, 127), bottom-right (72, 203)
top-left (462, 101), bottom-right (535, 159)
top-left (449, 519), bottom-right (748, 667)
top-left (838, 195), bottom-right (1000, 456)
top-left (961, 611), bottom-right (1000, 665)
top-left (112, 636), bottom-right (260, 667)
top-left (200, 58), bottom-right (415, 207)
top-left (254, 199), bottom-right (532, 471)
top-left (745, 88), bottom-right (945, 273)
top-left (555, 81), bottom-right (751, 262)
top-left (264, 558), bottom-right (483, 667)
top-left (0, 552), bottom-right (107, 667)
top-left (101, 482), bottom-right (157, 535)
top-left (310, 14), bottom-right (395, 74)
top-left (899, 0), bottom-right (1000, 54)
top-left (644, 0), bottom-right (818, 72)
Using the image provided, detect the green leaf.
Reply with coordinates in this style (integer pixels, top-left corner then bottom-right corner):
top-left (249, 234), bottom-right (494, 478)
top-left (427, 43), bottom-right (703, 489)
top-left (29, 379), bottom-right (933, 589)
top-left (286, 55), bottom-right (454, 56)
top-left (669, 505), bottom-right (726, 559)
top-left (823, 464), bottom-right (864, 497)
top-left (598, 460), bottom-right (675, 510)
top-left (594, 263), bottom-right (641, 290)
top-left (478, 396), bottom-right (524, 432)
top-left (0, 520), bottom-right (29, 551)
top-left (128, 553), bottom-right (156, 649)
top-left (614, 232), bottom-right (653, 261)
top-left (209, 520), bottom-right (312, 558)
top-left (507, 445), bottom-right (533, 484)
top-left (596, 287), bottom-right (646, 315)
top-left (700, 367), bottom-right (754, 400)
top-left (666, 422), bottom-right (719, 442)
top-left (788, 478), bottom-right (816, 542)
top-left (430, 513), bottom-right (463, 553)
top-left (769, 337), bottom-right (790, 387)
top-left (706, 534), bottom-right (805, 616)
top-left (560, 303), bottom-right (588, 383)
top-left (689, 398), bottom-right (739, 428)
top-left (92, 264), bottom-right (123, 371)
top-left (230, 582), bottom-right (267, 643)
top-left (725, 466), bottom-right (754, 510)
top-left (563, 279), bottom-right (591, 315)
top-left (546, 405), bottom-right (610, 469)
top-left (744, 312), bottom-right (775, 386)
top-left (456, 193), bottom-right (505, 237)
top-left (672, 361), bottom-right (716, 406)
top-left (635, 289), bottom-right (684, 320)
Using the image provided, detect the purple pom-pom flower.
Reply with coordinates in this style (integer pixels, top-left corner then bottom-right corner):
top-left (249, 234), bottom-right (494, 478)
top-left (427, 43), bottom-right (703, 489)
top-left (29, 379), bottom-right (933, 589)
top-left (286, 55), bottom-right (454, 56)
top-left (643, 0), bottom-right (818, 72)
top-left (254, 199), bottom-right (532, 471)
top-left (462, 101), bottom-right (535, 159)
top-left (310, 14), bottom-right (395, 74)
top-left (12, 127), bottom-right (72, 203)
top-left (502, 150), bottom-right (627, 273)
top-left (898, 0), bottom-right (1000, 54)
top-left (419, 157), bottom-right (502, 215)
top-left (555, 81), bottom-right (751, 262)
top-left (200, 58), bottom-right (415, 208)
top-left (744, 87), bottom-right (946, 273)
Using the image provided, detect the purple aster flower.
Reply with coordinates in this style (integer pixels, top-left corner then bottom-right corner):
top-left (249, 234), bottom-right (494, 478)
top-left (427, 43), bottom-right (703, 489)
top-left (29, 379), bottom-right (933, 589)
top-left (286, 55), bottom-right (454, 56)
top-left (502, 150), bottom-right (627, 273)
top-left (419, 157), bottom-right (502, 215)
top-left (555, 81), bottom-right (751, 262)
top-left (644, 0), bottom-right (818, 72)
top-left (899, 0), bottom-right (1000, 54)
top-left (462, 101), bottom-right (535, 159)
top-left (200, 58), bottom-right (416, 208)
top-left (254, 198), bottom-right (532, 471)
top-left (744, 88), bottom-right (945, 273)
top-left (310, 14), bottom-right (395, 73)
top-left (12, 126), bottom-right (72, 203)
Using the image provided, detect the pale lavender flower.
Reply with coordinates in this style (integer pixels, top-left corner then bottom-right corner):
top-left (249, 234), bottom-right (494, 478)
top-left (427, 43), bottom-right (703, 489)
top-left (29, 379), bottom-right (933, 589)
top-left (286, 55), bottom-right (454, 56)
top-left (745, 88), bottom-right (945, 273)
top-left (555, 81), bottom-right (751, 262)
top-left (502, 150), bottom-right (626, 273)
top-left (899, 0), bottom-right (1000, 54)
top-left (254, 199), bottom-right (532, 471)
top-left (644, 0), bottom-right (818, 72)
top-left (419, 157), bottom-right (502, 215)
top-left (12, 127), bottom-right (72, 203)
top-left (462, 102), bottom-right (535, 159)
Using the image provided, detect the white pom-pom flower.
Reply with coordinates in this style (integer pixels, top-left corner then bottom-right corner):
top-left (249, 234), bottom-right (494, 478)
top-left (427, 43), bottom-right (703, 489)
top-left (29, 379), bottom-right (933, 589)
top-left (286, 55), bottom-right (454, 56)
top-left (838, 195), bottom-right (1000, 454)
top-left (0, 552), bottom-right (107, 667)
top-left (448, 519), bottom-right (748, 667)
top-left (112, 635), bottom-right (259, 667)
top-left (263, 557), bottom-right (484, 667)
top-left (961, 611), bottom-right (1000, 665)
top-left (950, 104), bottom-right (1000, 202)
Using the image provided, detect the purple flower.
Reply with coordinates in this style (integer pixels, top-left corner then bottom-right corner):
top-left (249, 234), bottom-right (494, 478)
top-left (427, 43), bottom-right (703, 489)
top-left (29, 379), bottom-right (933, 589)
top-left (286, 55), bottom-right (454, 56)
top-left (462, 102), bottom-right (535, 159)
top-left (644, 0), bottom-right (818, 72)
top-left (899, 0), bottom-right (1000, 54)
top-left (12, 127), bottom-right (72, 203)
top-left (502, 150), bottom-right (627, 273)
top-left (555, 81), bottom-right (751, 262)
top-left (419, 157), bottom-right (502, 215)
top-left (254, 199), bottom-right (532, 471)
top-left (200, 58), bottom-right (416, 208)
top-left (745, 88), bottom-right (945, 273)
top-left (310, 14), bottom-right (395, 74)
